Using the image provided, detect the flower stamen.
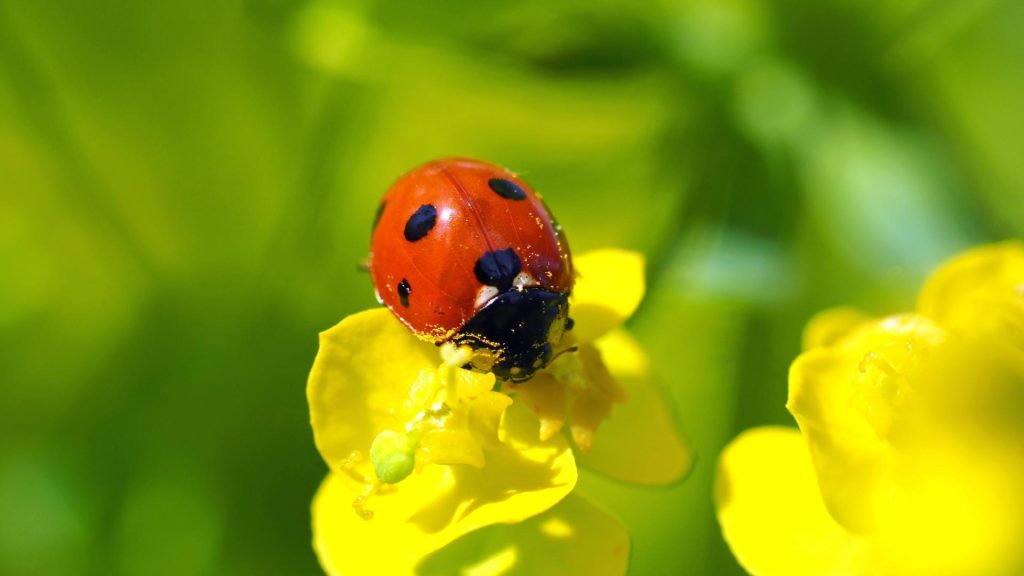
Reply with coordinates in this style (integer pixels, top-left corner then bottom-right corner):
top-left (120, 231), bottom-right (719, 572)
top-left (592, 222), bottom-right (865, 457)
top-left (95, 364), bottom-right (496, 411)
top-left (351, 342), bottom-right (506, 510)
top-left (339, 450), bottom-right (373, 484)
top-left (856, 351), bottom-right (897, 378)
top-left (352, 482), bottom-right (379, 521)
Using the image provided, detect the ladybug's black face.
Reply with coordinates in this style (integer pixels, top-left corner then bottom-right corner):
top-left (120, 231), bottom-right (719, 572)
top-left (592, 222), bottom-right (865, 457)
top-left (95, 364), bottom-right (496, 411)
top-left (454, 289), bottom-right (570, 382)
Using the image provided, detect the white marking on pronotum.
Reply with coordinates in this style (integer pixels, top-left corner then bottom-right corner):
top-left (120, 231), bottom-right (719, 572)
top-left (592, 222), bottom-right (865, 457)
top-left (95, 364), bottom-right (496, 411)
top-left (513, 272), bottom-right (538, 291)
top-left (475, 286), bottom-right (500, 308)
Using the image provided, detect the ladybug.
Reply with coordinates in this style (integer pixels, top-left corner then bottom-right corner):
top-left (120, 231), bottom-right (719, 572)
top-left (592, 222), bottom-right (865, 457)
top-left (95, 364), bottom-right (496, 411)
top-left (369, 158), bottom-right (574, 382)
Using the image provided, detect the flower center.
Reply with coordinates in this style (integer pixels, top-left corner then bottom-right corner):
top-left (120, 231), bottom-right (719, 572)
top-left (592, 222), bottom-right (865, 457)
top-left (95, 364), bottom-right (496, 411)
top-left (344, 344), bottom-right (509, 519)
top-left (854, 351), bottom-right (911, 440)
top-left (850, 319), bottom-right (939, 442)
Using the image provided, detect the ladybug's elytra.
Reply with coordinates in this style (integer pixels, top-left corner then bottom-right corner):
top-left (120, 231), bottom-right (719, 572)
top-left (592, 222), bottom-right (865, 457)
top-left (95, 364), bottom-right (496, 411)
top-left (369, 158), bottom-right (574, 382)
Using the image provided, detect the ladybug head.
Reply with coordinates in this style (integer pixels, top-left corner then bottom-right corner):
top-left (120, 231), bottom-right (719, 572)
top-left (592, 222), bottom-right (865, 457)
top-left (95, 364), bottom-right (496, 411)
top-left (454, 288), bottom-right (571, 383)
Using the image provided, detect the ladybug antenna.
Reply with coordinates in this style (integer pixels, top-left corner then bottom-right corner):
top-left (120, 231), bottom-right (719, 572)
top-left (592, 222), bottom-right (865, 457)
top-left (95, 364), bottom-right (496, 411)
top-left (356, 258), bottom-right (371, 273)
top-left (550, 345), bottom-right (579, 363)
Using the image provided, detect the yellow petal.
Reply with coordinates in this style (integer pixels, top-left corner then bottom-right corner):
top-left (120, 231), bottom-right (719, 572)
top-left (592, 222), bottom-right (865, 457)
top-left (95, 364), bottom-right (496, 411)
top-left (468, 391), bottom-right (514, 447)
top-left (715, 427), bottom-right (871, 576)
top-left (313, 467), bottom-right (444, 575)
top-left (579, 330), bottom-right (692, 485)
top-left (312, 401), bottom-right (576, 576)
top-left (917, 241), bottom-right (1024, 349)
top-left (872, 440), bottom-right (1024, 576)
top-left (786, 314), bottom-right (946, 534)
top-left (568, 344), bottom-right (626, 452)
top-left (417, 493), bottom-right (630, 576)
top-left (419, 429), bottom-right (486, 468)
top-left (570, 249), bottom-right (645, 342)
top-left (513, 372), bottom-right (568, 442)
top-left (307, 309), bottom-right (437, 471)
top-left (802, 307), bottom-right (870, 351)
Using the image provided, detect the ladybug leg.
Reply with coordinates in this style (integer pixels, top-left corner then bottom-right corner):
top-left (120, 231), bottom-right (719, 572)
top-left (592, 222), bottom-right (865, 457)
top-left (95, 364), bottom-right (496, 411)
top-left (549, 345), bottom-right (579, 364)
top-left (462, 347), bottom-right (499, 374)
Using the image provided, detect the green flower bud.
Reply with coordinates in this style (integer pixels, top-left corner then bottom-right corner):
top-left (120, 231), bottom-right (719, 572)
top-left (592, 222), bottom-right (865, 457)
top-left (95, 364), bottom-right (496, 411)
top-left (370, 430), bottom-right (416, 484)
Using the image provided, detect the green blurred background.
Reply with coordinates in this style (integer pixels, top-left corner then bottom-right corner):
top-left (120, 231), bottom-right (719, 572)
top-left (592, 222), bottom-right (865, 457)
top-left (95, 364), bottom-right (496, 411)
top-left (2, 0), bottom-right (1022, 574)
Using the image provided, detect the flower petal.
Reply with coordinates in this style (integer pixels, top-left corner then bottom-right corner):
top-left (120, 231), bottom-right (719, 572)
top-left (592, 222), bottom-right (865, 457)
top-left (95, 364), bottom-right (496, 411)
top-left (417, 493), bottom-right (630, 576)
top-left (468, 391), bottom-right (514, 448)
top-left (419, 430), bottom-right (486, 468)
top-left (514, 372), bottom-right (568, 442)
top-left (872, 440), bottom-right (1024, 576)
top-left (917, 240), bottom-right (1024, 349)
top-left (802, 307), bottom-right (870, 351)
top-left (568, 343), bottom-right (627, 452)
top-left (715, 427), bottom-right (871, 576)
top-left (312, 401), bottom-right (577, 575)
top-left (570, 249), bottom-right (645, 342)
top-left (307, 309), bottom-right (438, 470)
top-left (787, 314), bottom-right (946, 534)
top-left (579, 329), bottom-right (692, 485)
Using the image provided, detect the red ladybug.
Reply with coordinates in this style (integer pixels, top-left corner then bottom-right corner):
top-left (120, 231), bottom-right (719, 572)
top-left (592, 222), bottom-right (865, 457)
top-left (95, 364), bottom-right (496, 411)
top-left (369, 158), bottom-right (574, 382)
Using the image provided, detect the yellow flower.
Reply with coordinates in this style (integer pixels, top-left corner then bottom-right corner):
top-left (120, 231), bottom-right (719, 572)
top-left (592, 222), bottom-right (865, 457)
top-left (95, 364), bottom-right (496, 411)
top-left (716, 241), bottom-right (1024, 576)
top-left (308, 249), bottom-right (690, 575)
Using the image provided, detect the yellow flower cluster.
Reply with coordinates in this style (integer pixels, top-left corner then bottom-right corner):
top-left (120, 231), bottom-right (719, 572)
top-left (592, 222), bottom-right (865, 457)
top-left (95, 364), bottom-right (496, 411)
top-left (716, 241), bottom-right (1024, 576)
top-left (307, 249), bottom-right (690, 575)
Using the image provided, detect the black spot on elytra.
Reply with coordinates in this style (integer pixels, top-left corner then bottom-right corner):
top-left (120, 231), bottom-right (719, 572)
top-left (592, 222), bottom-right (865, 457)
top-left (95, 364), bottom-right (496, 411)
top-left (404, 204), bottom-right (437, 242)
top-left (474, 248), bottom-right (521, 292)
top-left (372, 200), bottom-right (386, 230)
top-left (488, 178), bottom-right (527, 201)
top-left (397, 278), bottom-right (411, 307)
